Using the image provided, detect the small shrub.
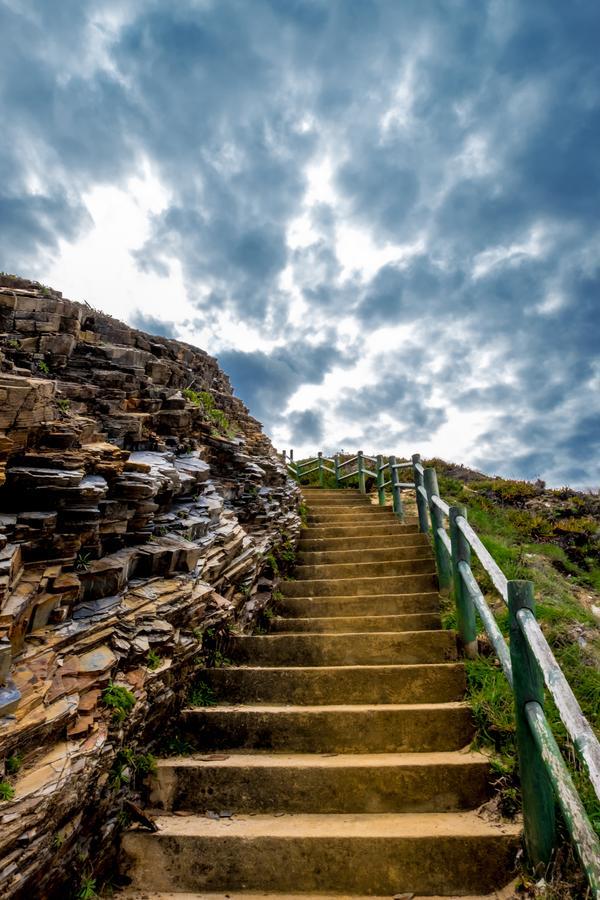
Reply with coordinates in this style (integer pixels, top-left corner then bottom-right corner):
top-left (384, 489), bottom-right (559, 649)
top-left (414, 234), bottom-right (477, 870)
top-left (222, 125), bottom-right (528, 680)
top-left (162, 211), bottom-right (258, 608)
top-left (37, 360), bottom-right (50, 374)
top-left (77, 876), bottom-right (98, 900)
top-left (57, 398), bottom-right (71, 413)
top-left (187, 680), bottom-right (217, 707)
top-left (146, 649), bottom-right (162, 670)
top-left (75, 551), bottom-right (92, 571)
top-left (101, 683), bottom-right (136, 722)
top-left (0, 781), bottom-right (15, 801)
top-left (5, 752), bottom-right (22, 775)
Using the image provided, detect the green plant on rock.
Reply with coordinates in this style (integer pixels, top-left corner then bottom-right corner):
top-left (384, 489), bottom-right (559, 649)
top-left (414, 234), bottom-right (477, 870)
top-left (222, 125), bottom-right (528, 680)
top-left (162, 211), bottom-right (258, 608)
top-left (7, 339), bottom-right (20, 349)
top-left (75, 551), bottom-right (92, 572)
top-left (57, 398), bottom-right (71, 413)
top-left (6, 751), bottom-right (22, 775)
top-left (0, 781), bottom-right (15, 801)
top-left (37, 360), bottom-right (50, 374)
top-left (187, 679), bottom-right (217, 707)
top-left (101, 682), bottom-right (136, 723)
top-left (110, 748), bottom-right (156, 790)
top-left (76, 875), bottom-right (98, 900)
top-left (146, 649), bottom-right (162, 670)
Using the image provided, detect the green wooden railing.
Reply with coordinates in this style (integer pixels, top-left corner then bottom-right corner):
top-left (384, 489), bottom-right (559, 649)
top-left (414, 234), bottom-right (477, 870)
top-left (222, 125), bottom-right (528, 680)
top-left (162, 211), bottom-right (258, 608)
top-left (283, 448), bottom-right (600, 897)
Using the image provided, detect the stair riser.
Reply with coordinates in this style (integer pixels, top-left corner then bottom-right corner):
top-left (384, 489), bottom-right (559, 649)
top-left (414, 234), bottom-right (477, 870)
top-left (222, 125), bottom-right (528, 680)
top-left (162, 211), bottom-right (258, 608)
top-left (295, 558), bottom-right (434, 580)
top-left (182, 705), bottom-right (474, 753)
top-left (280, 572), bottom-right (437, 597)
top-left (277, 592), bottom-right (441, 618)
top-left (228, 630), bottom-right (456, 666)
top-left (306, 511), bottom-right (398, 523)
top-left (152, 761), bottom-right (491, 814)
top-left (270, 613), bottom-right (441, 633)
top-left (197, 663), bottom-right (465, 704)
top-left (122, 830), bottom-right (518, 895)
top-left (303, 524), bottom-right (419, 538)
top-left (298, 545), bottom-right (433, 565)
top-left (298, 534), bottom-right (429, 552)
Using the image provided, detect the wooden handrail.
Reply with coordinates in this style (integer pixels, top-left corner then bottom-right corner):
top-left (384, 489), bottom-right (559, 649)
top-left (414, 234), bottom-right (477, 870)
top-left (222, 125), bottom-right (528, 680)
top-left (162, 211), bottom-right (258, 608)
top-left (283, 445), bottom-right (600, 894)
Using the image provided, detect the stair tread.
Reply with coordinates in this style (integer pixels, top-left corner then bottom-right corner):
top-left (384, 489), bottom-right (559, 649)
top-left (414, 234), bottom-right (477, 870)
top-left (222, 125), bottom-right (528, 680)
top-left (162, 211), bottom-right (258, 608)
top-left (136, 811), bottom-right (520, 838)
top-left (122, 892), bottom-right (517, 900)
top-left (157, 750), bottom-right (489, 768)
top-left (185, 701), bottom-right (468, 712)
top-left (199, 662), bottom-right (462, 672)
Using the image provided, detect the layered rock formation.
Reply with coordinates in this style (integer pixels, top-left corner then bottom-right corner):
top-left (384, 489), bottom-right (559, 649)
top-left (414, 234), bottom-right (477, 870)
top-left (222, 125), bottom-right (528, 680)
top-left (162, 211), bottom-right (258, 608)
top-left (0, 275), bottom-right (299, 899)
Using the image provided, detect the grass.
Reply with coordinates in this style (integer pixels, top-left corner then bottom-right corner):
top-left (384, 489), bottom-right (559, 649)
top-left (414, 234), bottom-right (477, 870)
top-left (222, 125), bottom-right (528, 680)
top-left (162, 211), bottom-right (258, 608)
top-left (101, 683), bottom-right (136, 723)
top-left (182, 388), bottom-right (238, 438)
top-left (431, 464), bottom-right (600, 895)
top-left (0, 781), bottom-right (15, 801)
top-left (187, 679), bottom-right (217, 707)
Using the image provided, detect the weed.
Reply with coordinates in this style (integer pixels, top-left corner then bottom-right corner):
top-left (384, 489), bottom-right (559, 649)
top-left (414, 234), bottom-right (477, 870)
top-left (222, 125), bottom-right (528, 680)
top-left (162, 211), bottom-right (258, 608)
top-left (146, 649), bottom-right (162, 670)
top-left (0, 781), bottom-right (15, 801)
top-left (212, 650), bottom-right (232, 668)
top-left (75, 551), bottom-right (92, 572)
top-left (159, 732), bottom-right (194, 756)
top-left (77, 876), bottom-right (98, 900)
top-left (37, 360), bottom-right (50, 374)
top-left (110, 748), bottom-right (156, 790)
top-left (187, 679), bottom-right (217, 707)
top-left (101, 683), bottom-right (136, 723)
top-left (7, 339), bottom-right (20, 349)
top-left (6, 752), bottom-right (22, 775)
top-left (57, 398), bottom-right (71, 413)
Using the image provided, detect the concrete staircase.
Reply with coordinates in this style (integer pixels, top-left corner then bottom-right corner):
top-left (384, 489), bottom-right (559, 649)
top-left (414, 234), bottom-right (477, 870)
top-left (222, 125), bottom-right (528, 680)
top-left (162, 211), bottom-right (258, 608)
top-left (121, 488), bottom-right (520, 898)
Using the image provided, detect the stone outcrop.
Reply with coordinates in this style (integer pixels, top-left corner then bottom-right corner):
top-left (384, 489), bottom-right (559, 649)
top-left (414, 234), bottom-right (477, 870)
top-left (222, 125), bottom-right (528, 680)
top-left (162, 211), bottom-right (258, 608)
top-left (0, 275), bottom-right (300, 899)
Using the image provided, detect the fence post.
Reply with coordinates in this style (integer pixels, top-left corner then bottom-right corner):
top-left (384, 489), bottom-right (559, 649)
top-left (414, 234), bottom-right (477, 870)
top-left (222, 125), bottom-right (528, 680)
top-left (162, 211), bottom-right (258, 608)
top-left (376, 454), bottom-right (385, 505)
top-left (449, 505), bottom-right (477, 657)
top-left (412, 453), bottom-right (430, 533)
top-left (357, 450), bottom-right (366, 494)
top-left (508, 580), bottom-right (556, 871)
top-left (289, 448), bottom-right (297, 480)
top-left (388, 455), bottom-right (405, 521)
top-left (317, 451), bottom-right (324, 488)
top-left (334, 453), bottom-right (340, 488)
top-left (424, 467), bottom-right (451, 590)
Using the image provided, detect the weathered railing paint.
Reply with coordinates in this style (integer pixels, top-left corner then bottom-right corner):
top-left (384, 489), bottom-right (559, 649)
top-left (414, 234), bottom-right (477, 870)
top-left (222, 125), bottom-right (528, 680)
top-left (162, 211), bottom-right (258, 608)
top-left (282, 447), bottom-right (600, 896)
top-left (509, 580), bottom-right (557, 868)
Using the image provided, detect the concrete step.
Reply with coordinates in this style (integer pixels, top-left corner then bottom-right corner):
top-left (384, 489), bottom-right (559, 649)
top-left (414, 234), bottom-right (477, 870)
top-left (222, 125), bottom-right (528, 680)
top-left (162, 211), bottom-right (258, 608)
top-left (182, 702), bottom-right (474, 752)
top-left (280, 572), bottom-right (438, 597)
top-left (303, 522), bottom-right (419, 539)
top-left (121, 891), bottom-right (519, 900)
top-left (150, 751), bottom-right (491, 814)
top-left (303, 497), bottom-right (374, 506)
top-left (298, 544), bottom-right (434, 564)
top-left (277, 591), bottom-right (441, 618)
top-left (122, 811), bottom-right (520, 895)
top-left (295, 557), bottom-right (434, 581)
top-left (197, 662), bottom-right (466, 705)
top-left (306, 509), bottom-right (398, 522)
top-left (298, 532), bottom-right (429, 552)
top-left (228, 629), bottom-right (456, 666)
top-left (270, 612), bottom-right (441, 633)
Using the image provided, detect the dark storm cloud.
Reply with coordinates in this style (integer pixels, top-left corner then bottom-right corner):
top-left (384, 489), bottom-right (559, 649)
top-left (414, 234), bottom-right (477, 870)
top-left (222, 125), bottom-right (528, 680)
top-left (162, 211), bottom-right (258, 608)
top-left (218, 339), bottom-right (348, 423)
top-left (287, 409), bottom-right (324, 445)
top-left (0, 0), bottom-right (599, 484)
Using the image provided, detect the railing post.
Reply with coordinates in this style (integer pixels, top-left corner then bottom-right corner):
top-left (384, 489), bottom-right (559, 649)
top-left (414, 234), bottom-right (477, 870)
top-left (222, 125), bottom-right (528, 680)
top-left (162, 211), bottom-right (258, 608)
top-left (424, 467), bottom-right (451, 590)
top-left (388, 455), bottom-right (405, 521)
top-left (317, 451), bottom-right (324, 488)
top-left (508, 580), bottom-right (556, 871)
top-left (282, 449), bottom-right (287, 466)
top-left (412, 453), bottom-right (430, 533)
top-left (334, 453), bottom-right (340, 488)
top-left (289, 448), bottom-right (297, 480)
top-left (376, 454), bottom-right (385, 505)
top-left (357, 450), bottom-right (366, 494)
top-left (449, 506), bottom-right (478, 658)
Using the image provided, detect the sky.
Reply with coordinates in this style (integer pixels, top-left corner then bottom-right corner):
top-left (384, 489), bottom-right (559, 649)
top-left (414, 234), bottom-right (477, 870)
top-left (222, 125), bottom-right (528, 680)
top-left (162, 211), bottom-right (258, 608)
top-left (1, 0), bottom-right (599, 487)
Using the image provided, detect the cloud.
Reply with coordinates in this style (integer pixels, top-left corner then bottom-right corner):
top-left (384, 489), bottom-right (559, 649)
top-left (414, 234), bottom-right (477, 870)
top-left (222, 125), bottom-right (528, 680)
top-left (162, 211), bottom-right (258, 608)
top-left (128, 311), bottom-right (178, 339)
top-left (0, 0), bottom-right (599, 485)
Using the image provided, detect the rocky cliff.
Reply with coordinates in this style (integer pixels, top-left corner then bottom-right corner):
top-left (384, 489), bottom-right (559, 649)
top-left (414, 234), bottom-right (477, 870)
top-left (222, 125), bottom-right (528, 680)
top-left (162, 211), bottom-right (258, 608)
top-left (0, 275), bottom-right (300, 899)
